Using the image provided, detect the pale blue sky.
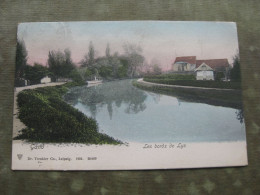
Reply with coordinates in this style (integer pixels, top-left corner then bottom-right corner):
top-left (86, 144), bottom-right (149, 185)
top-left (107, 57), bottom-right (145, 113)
top-left (18, 21), bottom-right (239, 70)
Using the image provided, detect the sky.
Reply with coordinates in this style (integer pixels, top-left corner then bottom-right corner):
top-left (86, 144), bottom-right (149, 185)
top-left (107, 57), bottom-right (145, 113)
top-left (17, 21), bottom-right (239, 71)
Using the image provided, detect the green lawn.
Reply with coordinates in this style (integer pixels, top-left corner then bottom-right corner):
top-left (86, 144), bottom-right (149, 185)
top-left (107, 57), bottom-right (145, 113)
top-left (143, 75), bottom-right (241, 89)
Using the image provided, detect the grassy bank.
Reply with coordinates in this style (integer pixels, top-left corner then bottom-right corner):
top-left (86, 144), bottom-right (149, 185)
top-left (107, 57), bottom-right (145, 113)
top-left (143, 78), bottom-right (241, 89)
top-left (14, 82), bottom-right (122, 144)
top-left (133, 80), bottom-right (243, 109)
top-left (145, 74), bottom-right (196, 80)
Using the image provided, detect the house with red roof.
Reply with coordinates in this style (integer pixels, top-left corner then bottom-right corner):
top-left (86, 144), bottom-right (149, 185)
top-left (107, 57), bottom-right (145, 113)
top-left (172, 56), bottom-right (197, 72)
top-left (172, 56), bottom-right (230, 80)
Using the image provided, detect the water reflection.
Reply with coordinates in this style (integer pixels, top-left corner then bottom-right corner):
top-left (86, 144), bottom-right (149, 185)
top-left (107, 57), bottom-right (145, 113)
top-left (64, 79), bottom-right (246, 142)
top-left (236, 109), bottom-right (244, 124)
top-left (65, 80), bottom-right (149, 119)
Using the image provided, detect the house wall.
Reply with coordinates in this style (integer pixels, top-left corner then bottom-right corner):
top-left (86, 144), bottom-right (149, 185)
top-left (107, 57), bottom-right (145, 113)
top-left (196, 71), bottom-right (214, 80)
top-left (190, 64), bottom-right (196, 70)
top-left (172, 63), bottom-right (180, 71)
top-left (40, 77), bottom-right (51, 84)
top-left (172, 63), bottom-right (196, 71)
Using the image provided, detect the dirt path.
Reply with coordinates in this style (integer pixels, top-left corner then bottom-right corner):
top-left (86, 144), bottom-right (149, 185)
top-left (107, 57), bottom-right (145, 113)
top-left (12, 82), bottom-right (65, 138)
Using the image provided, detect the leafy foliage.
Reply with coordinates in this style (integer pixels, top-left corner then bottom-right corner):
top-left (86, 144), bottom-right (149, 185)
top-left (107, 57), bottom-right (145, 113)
top-left (24, 63), bottom-right (50, 84)
top-left (123, 43), bottom-right (144, 78)
top-left (152, 64), bottom-right (162, 75)
top-left (48, 49), bottom-right (75, 78)
top-left (105, 43), bottom-right (111, 58)
top-left (230, 54), bottom-right (241, 81)
top-left (69, 69), bottom-right (84, 84)
top-left (78, 42), bottom-right (146, 80)
top-left (15, 85), bottom-right (122, 144)
top-left (145, 74), bottom-right (196, 80)
top-left (88, 41), bottom-right (96, 67)
top-left (80, 41), bottom-right (96, 68)
top-left (99, 65), bottom-right (113, 78)
top-left (117, 62), bottom-right (128, 78)
top-left (215, 72), bottom-right (225, 81)
top-left (143, 78), bottom-right (241, 89)
top-left (15, 39), bottom-right (28, 78)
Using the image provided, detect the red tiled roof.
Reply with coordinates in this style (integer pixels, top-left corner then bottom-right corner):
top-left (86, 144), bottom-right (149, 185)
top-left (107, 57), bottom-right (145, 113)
top-left (174, 56), bottom-right (196, 64)
top-left (196, 59), bottom-right (229, 70)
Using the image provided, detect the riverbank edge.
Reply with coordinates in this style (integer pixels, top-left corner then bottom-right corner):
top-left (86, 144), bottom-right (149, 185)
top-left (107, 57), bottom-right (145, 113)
top-left (133, 79), bottom-right (243, 109)
top-left (14, 82), bottom-right (122, 145)
top-left (143, 78), bottom-right (241, 90)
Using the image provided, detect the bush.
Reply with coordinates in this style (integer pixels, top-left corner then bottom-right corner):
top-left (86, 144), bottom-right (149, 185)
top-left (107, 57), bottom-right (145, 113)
top-left (24, 63), bottom-right (50, 84)
top-left (143, 78), bottom-right (241, 89)
top-left (230, 55), bottom-right (241, 82)
top-left (215, 72), bottom-right (225, 81)
top-left (15, 85), bottom-right (121, 144)
top-left (99, 66), bottom-right (112, 78)
top-left (69, 69), bottom-right (85, 84)
top-left (145, 74), bottom-right (196, 80)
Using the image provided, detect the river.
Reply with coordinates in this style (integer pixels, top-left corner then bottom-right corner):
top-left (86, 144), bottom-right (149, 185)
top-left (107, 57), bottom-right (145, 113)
top-left (64, 79), bottom-right (246, 143)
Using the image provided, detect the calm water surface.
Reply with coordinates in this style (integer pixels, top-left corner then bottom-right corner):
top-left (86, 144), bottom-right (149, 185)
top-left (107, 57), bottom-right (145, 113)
top-left (64, 80), bottom-right (246, 142)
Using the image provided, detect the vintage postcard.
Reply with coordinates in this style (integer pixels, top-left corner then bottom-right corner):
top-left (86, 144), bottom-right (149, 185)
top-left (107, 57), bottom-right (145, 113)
top-left (12, 21), bottom-right (247, 170)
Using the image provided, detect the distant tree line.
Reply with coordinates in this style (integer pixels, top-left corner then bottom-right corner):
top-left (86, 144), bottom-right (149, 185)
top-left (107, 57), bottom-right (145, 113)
top-left (15, 39), bottom-right (85, 86)
top-left (15, 39), bottom-right (153, 86)
top-left (15, 38), bottom-right (242, 86)
top-left (78, 42), bottom-right (146, 81)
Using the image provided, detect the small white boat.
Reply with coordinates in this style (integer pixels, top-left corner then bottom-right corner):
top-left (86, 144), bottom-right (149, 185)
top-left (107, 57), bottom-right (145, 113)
top-left (86, 76), bottom-right (103, 85)
top-left (87, 80), bottom-right (103, 84)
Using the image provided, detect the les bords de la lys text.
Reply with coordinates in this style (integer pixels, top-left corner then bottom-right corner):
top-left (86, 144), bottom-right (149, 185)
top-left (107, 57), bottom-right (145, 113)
top-left (29, 142), bottom-right (187, 151)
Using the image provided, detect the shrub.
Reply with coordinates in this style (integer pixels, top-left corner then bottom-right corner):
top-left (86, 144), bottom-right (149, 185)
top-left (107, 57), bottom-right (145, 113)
top-left (69, 69), bottom-right (85, 84)
top-left (230, 54), bottom-right (241, 81)
top-left (15, 85), bottom-right (121, 144)
top-left (144, 74), bottom-right (196, 80)
top-left (215, 72), bottom-right (225, 81)
top-left (143, 78), bottom-right (241, 89)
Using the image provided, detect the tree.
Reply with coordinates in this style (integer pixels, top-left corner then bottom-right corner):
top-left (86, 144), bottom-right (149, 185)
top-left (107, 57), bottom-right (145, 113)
top-left (80, 42), bottom-right (98, 79)
top-left (117, 64), bottom-right (128, 78)
top-left (111, 53), bottom-right (121, 77)
top-left (15, 39), bottom-right (28, 78)
top-left (105, 43), bottom-right (111, 58)
top-left (85, 68), bottom-right (93, 78)
top-left (215, 71), bottom-right (225, 81)
top-left (152, 64), bottom-right (162, 75)
top-left (48, 49), bottom-right (75, 78)
top-left (88, 41), bottom-right (95, 67)
top-left (230, 54), bottom-right (241, 81)
top-left (80, 54), bottom-right (89, 67)
top-left (69, 69), bottom-right (84, 84)
top-left (99, 66), bottom-right (112, 78)
top-left (141, 61), bottom-right (152, 75)
top-left (24, 63), bottom-right (49, 84)
top-left (63, 48), bottom-right (75, 76)
top-left (48, 50), bottom-right (64, 77)
top-left (123, 43), bottom-right (145, 78)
